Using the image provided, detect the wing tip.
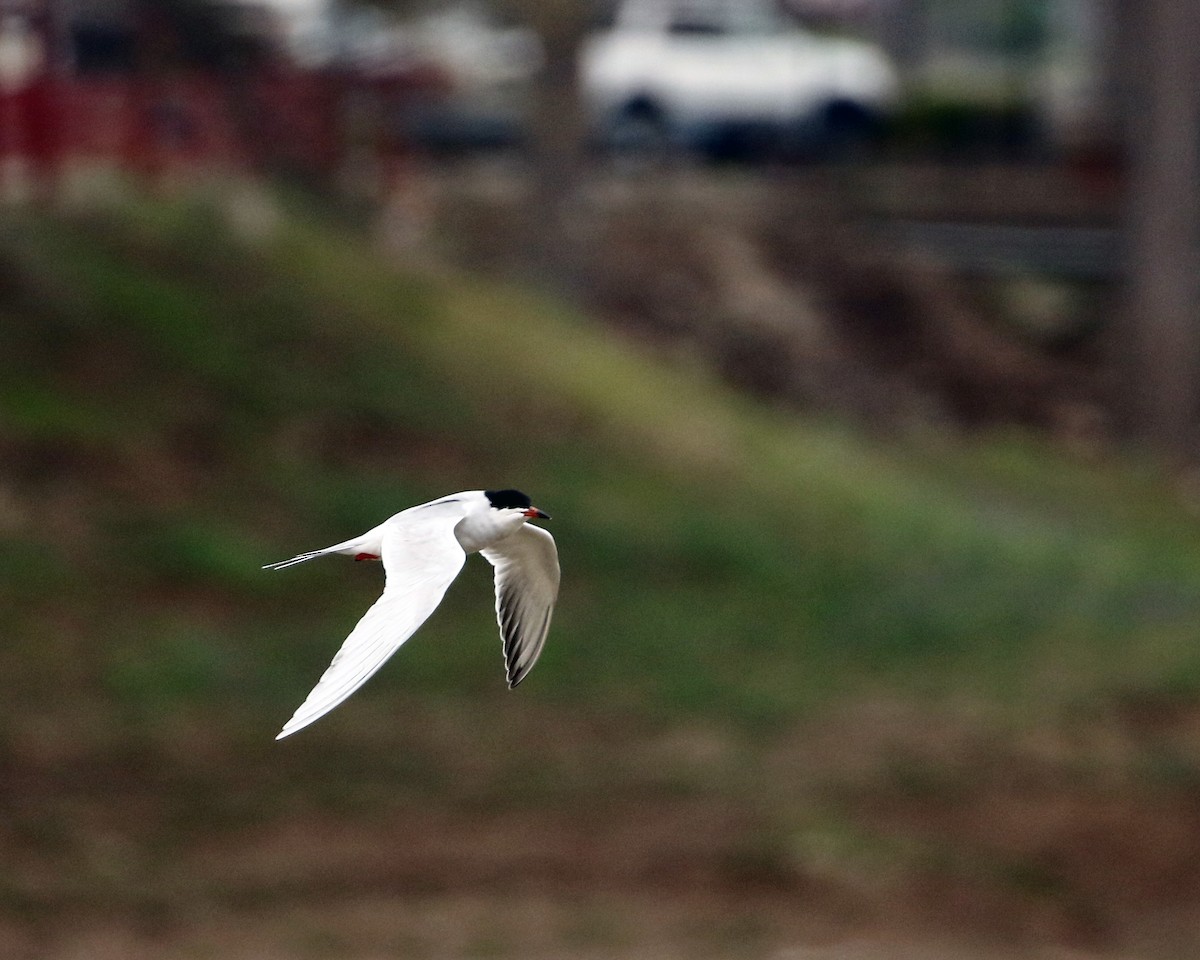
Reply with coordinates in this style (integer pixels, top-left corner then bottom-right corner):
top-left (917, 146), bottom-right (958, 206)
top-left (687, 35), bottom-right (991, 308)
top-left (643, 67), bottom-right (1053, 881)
top-left (275, 712), bottom-right (315, 740)
top-left (275, 724), bottom-right (308, 741)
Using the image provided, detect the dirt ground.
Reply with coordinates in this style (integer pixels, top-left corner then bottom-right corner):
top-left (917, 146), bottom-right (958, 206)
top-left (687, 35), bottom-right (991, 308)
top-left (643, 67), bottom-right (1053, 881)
top-left (4, 695), bottom-right (1200, 960)
top-left (4, 807), bottom-right (1180, 960)
top-left (0, 893), bottom-right (1139, 960)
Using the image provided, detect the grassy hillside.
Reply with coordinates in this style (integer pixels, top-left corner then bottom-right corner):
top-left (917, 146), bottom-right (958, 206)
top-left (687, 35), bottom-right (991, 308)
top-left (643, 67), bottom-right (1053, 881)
top-left (4, 192), bottom-right (1200, 956)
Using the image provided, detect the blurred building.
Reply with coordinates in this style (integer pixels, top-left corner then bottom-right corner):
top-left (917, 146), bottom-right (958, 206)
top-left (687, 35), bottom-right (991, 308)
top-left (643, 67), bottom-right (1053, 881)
top-left (0, 0), bottom-right (450, 195)
top-left (864, 0), bottom-right (1119, 156)
top-left (0, 0), bottom-right (1127, 199)
top-left (329, 1), bottom-right (542, 153)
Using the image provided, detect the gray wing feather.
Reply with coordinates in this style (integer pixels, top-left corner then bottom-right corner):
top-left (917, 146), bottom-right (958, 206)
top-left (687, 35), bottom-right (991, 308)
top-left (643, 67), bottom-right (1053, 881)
top-left (275, 517), bottom-right (466, 739)
top-left (480, 524), bottom-right (560, 687)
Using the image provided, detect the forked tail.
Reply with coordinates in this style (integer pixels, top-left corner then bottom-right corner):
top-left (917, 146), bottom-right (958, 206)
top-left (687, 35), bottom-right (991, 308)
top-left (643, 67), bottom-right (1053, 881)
top-left (262, 549), bottom-right (332, 571)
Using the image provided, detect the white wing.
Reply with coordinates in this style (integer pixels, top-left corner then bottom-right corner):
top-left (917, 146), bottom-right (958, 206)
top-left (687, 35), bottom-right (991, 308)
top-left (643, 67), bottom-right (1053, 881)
top-left (275, 516), bottom-right (467, 739)
top-left (481, 524), bottom-right (560, 688)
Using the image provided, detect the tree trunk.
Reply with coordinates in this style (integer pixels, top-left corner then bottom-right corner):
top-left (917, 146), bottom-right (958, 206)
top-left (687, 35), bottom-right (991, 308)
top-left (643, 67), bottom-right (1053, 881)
top-left (1120, 0), bottom-right (1200, 456)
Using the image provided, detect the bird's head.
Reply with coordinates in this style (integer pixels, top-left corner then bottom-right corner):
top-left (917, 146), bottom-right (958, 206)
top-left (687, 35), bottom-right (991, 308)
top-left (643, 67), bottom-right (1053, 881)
top-left (485, 488), bottom-right (550, 520)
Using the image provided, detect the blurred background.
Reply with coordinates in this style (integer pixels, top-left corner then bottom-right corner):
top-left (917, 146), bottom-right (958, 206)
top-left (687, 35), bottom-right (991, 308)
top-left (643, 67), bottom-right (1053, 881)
top-left (2, 0), bottom-right (1200, 957)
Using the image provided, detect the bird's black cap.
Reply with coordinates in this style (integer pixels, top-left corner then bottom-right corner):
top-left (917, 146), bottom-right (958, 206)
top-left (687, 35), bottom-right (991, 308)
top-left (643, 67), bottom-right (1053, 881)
top-left (485, 489), bottom-right (533, 510)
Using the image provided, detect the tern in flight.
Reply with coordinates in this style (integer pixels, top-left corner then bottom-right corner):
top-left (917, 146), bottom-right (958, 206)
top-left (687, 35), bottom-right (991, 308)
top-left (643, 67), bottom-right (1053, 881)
top-left (265, 489), bottom-right (559, 739)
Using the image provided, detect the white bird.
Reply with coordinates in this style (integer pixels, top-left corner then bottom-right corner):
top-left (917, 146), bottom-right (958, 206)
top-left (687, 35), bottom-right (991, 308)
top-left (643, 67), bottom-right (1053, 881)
top-left (264, 489), bottom-right (559, 740)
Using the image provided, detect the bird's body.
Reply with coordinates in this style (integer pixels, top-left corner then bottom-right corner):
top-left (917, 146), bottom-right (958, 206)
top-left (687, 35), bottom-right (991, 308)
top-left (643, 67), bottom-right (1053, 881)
top-left (265, 489), bottom-right (559, 740)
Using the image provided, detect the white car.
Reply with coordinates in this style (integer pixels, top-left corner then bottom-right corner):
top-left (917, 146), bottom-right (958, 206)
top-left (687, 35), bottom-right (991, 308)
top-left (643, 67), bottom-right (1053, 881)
top-left (580, 0), bottom-right (898, 158)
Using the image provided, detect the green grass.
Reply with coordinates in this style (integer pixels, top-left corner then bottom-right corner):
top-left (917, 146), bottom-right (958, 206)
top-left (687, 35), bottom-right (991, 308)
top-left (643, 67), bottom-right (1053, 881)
top-left (3, 189), bottom-right (1200, 751)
